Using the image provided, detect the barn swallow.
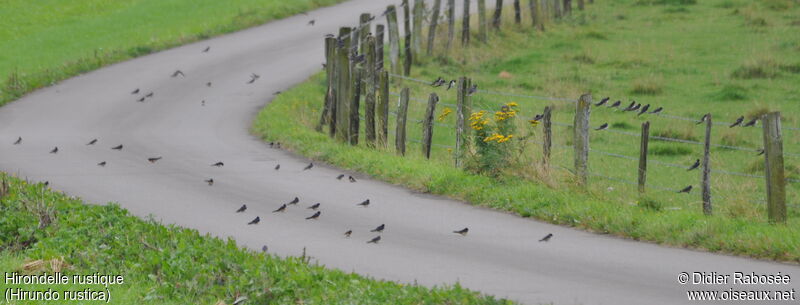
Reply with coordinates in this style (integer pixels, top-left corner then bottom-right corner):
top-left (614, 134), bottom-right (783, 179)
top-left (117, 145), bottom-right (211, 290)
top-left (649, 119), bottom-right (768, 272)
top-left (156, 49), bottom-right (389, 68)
top-left (275, 164), bottom-right (280, 170)
top-left (629, 103), bottom-right (641, 112)
top-left (687, 159), bottom-right (700, 171)
top-left (349, 176), bottom-right (357, 183)
top-left (202, 46), bottom-right (210, 53)
top-left (595, 97), bottom-right (609, 106)
top-left (453, 228), bottom-right (469, 235)
top-left (649, 107), bottom-right (663, 114)
top-left (729, 116), bottom-right (744, 128)
top-left (539, 233), bottom-right (553, 242)
top-left (308, 19), bottom-right (316, 26)
top-left (532, 114), bottom-right (544, 121)
top-left (111, 145), bottom-right (123, 150)
top-left (344, 230), bottom-right (352, 238)
top-left (308, 203), bottom-right (320, 210)
top-left (367, 236), bottom-right (381, 244)
top-left (248, 216), bottom-right (260, 225)
top-left (468, 84), bottom-right (478, 96)
top-left (637, 104), bottom-right (650, 116)
top-left (678, 185), bottom-right (693, 193)
top-left (148, 157), bottom-right (162, 163)
top-left (236, 204), bottom-right (247, 213)
top-left (288, 197), bottom-right (299, 205)
top-left (696, 114), bottom-right (710, 125)
top-left (251, 73), bottom-right (260, 79)
top-left (131, 88), bottom-right (140, 94)
top-left (86, 139), bottom-right (97, 145)
top-left (609, 100), bottom-right (621, 108)
top-left (756, 149), bottom-right (765, 156)
top-left (594, 123), bottom-right (608, 131)
top-left (357, 199), bottom-right (370, 207)
top-left (97, 161), bottom-right (106, 167)
top-left (50, 147), bottom-right (58, 154)
top-left (212, 162), bottom-right (224, 167)
top-left (145, 92), bottom-right (154, 98)
top-left (172, 70), bottom-right (184, 77)
top-left (273, 204), bottom-right (287, 213)
top-left (274, 91), bottom-right (282, 96)
top-left (305, 211), bottom-right (321, 220)
top-left (337, 174), bottom-right (345, 180)
top-left (431, 77), bottom-right (445, 87)
top-left (261, 245), bottom-right (268, 252)
top-left (206, 82), bottom-right (212, 87)
top-left (303, 163), bottom-right (314, 170)
top-left (371, 224), bottom-right (385, 232)
top-left (743, 118), bottom-right (758, 127)
top-left (446, 80), bottom-right (456, 90)
top-left (13, 137), bottom-right (21, 145)
top-left (205, 178), bottom-right (214, 186)
top-left (622, 101), bottom-right (636, 111)
top-left (247, 76), bottom-right (257, 84)
top-left (137, 97), bottom-right (146, 102)
top-left (201, 100), bottom-right (206, 106)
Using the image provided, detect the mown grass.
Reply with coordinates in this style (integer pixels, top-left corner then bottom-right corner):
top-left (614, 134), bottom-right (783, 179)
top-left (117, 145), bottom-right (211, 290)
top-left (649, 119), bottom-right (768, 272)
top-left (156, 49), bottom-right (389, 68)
top-left (253, 0), bottom-right (800, 262)
top-left (0, 174), bottom-right (509, 304)
top-left (0, 0), bottom-right (347, 106)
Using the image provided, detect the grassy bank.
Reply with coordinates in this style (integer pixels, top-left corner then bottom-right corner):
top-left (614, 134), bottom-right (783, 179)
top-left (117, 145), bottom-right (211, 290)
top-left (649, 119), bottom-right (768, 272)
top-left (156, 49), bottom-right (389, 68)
top-left (253, 0), bottom-right (800, 262)
top-left (0, 0), bottom-right (345, 106)
top-left (0, 174), bottom-right (509, 304)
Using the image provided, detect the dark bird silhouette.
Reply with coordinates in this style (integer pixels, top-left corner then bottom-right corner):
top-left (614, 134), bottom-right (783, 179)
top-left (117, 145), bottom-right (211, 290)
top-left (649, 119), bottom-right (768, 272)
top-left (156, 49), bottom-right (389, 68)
top-left (453, 227), bottom-right (469, 236)
top-left (594, 123), bottom-right (609, 131)
top-left (148, 157), bottom-right (162, 163)
top-left (43, 181), bottom-right (49, 186)
top-left (430, 77), bottom-right (445, 87)
top-left (275, 142), bottom-right (281, 148)
top-left (212, 162), bottom-right (224, 167)
top-left (248, 216), bottom-right (260, 225)
top-left (206, 82), bottom-right (212, 87)
top-left (305, 211), bottom-right (321, 220)
top-left (131, 88), bottom-right (140, 94)
top-left (367, 236), bottom-right (381, 244)
top-left (50, 147), bottom-right (58, 154)
top-left (729, 116), bottom-right (744, 128)
top-left (743, 118), bottom-right (758, 127)
top-left (622, 101), bottom-right (636, 111)
top-left (344, 230), bottom-right (352, 238)
top-left (202, 46), bottom-right (210, 53)
top-left (201, 100), bottom-right (206, 106)
top-left (595, 97), bottom-right (609, 106)
top-left (637, 104), bottom-right (650, 116)
top-left (336, 174), bottom-right (345, 180)
top-left (236, 204), bottom-right (247, 213)
top-left (13, 137), bottom-right (21, 145)
top-left (145, 92), bottom-right (154, 98)
top-left (371, 224), bottom-right (385, 232)
top-left (274, 91), bottom-right (282, 96)
top-left (303, 163), bottom-right (314, 170)
top-left (86, 139), bottom-right (97, 145)
top-left (205, 178), bottom-right (214, 186)
top-left (609, 100), bottom-right (622, 109)
top-left (171, 70), bottom-right (184, 77)
top-left (288, 197), bottom-right (299, 205)
top-left (325, 33), bottom-right (335, 38)
top-left (678, 185), bottom-right (693, 193)
top-left (247, 77), bottom-right (257, 84)
top-left (687, 159), bottom-right (700, 171)
top-left (111, 145), bottom-right (123, 150)
top-left (649, 107), bottom-right (663, 115)
top-left (261, 245), bottom-right (268, 252)
top-left (97, 161), bottom-right (106, 167)
top-left (308, 19), bottom-right (316, 26)
top-left (446, 79), bottom-right (456, 90)
top-left (539, 233), bottom-right (553, 242)
top-left (629, 103), bottom-right (641, 112)
top-left (696, 114), bottom-right (710, 125)
top-left (756, 149), bottom-right (765, 156)
top-left (251, 73), bottom-right (260, 79)
top-left (273, 204), bottom-right (287, 213)
top-left (348, 176), bottom-right (357, 183)
top-left (137, 97), bottom-right (146, 102)
top-left (308, 203), bottom-right (320, 210)
top-left (275, 164), bottom-right (280, 170)
top-left (357, 199), bottom-right (370, 207)
top-left (532, 114), bottom-right (544, 121)
top-left (467, 84), bottom-right (478, 96)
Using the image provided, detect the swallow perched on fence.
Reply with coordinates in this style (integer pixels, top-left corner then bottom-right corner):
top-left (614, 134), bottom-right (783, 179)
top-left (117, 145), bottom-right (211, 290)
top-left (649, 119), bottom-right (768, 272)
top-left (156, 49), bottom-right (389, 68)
top-left (202, 46), bottom-right (210, 53)
top-left (50, 147), bottom-right (58, 154)
top-left (756, 149), bottom-right (765, 156)
top-left (308, 203), bottom-right (320, 210)
top-left (273, 204), bottom-right (287, 213)
top-left (205, 178), bottom-right (214, 186)
top-left (532, 114), bottom-right (544, 121)
top-left (305, 211), bottom-right (321, 220)
top-left (431, 77), bottom-right (445, 87)
top-left (344, 230), bottom-right (352, 238)
top-left (325, 33), bottom-right (335, 38)
top-left (86, 139), bottom-right (97, 145)
top-left (357, 199), bottom-right (370, 207)
top-left (649, 107), bottom-right (663, 115)
top-left (275, 164), bottom-right (280, 170)
top-left (349, 176), bottom-right (357, 183)
top-left (468, 84), bottom-right (478, 96)
top-left (371, 224), bottom-right (385, 232)
top-left (337, 174), bottom-right (345, 180)
top-left (594, 123), bottom-right (609, 131)
top-left (111, 145), bottom-right (123, 150)
top-left (97, 161), bottom-right (106, 167)
top-left (288, 197), bottom-right (300, 205)
top-left (308, 19), bottom-right (315, 26)
top-left (629, 103), bottom-right (641, 112)
top-left (248, 216), bottom-right (260, 225)
top-left (367, 236), bottom-right (381, 244)
top-left (539, 233), bottom-right (553, 242)
top-left (446, 80), bottom-right (456, 90)
top-left (687, 159), bottom-right (700, 171)
top-left (212, 162), bottom-right (224, 167)
top-left (678, 185), bottom-right (693, 193)
top-left (453, 227), bottom-right (469, 236)
top-left (743, 118), bottom-right (758, 127)
top-left (148, 157), bottom-right (162, 163)
top-left (729, 116), bottom-right (744, 128)
top-left (303, 163), bottom-right (314, 170)
top-left (609, 100), bottom-right (621, 109)
top-left (696, 114), bottom-right (710, 125)
top-left (13, 137), bottom-right (21, 145)
top-left (637, 104), bottom-right (650, 116)
top-left (595, 97), bottom-right (609, 106)
top-left (236, 204), bottom-right (247, 213)
top-left (622, 101), bottom-right (636, 111)
top-left (171, 70), bottom-right (184, 77)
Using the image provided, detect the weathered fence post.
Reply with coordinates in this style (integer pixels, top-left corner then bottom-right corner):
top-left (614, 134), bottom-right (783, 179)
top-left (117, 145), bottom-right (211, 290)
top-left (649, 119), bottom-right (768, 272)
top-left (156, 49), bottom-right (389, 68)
top-left (335, 28), bottom-right (352, 143)
top-left (412, 0), bottom-right (424, 58)
top-left (573, 93), bottom-right (591, 185)
top-left (638, 121), bottom-right (650, 193)
top-left (578, 0), bottom-right (585, 10)
top-left (478, 0), bottom-right (488, 42)
top-left (403, 0), bottom-right (413, 75)
top-left (319, 37), bottom-right (336, 134)
top-left (542, 105), bottom-right (552, 167)
top-left (396, 88), bottom-right (410, 155)
top-left (492, 0), bottom-right (504, 30)
top-left (455, 77), bottom-right (471, 167)
top-left (378, 71), bottom-right (390, 147)
top-left (359, 14), bottom-right (372, 55)
top-left (386, 6), bottom-right (401, 75)
top-left (462, 0), bottom-right (471, 46)
top-left (349, 65), bottom-right (362, 146)
top-left (514, 0), bottom-right (522, 24)
top-left (529, 0), bottom-right (542, 30)
top-left (563, 0), bottom-right (571, 15)
top-left (365, 36), bottom-right (377, 147)
top-left (376, 24), bottom-right (385, 72)
top-left (554, 0), bottom-right (561, 19)
top-left (422, 93), bottom-right (440, 159)
top-left (445, 0), bottom-right (456, 55)
top-left (427, 0), bottom-right (442, 55)
top-left (702, 113), bottom-right (712, 215)
top-left (762, 112), bottom-right (786, 223)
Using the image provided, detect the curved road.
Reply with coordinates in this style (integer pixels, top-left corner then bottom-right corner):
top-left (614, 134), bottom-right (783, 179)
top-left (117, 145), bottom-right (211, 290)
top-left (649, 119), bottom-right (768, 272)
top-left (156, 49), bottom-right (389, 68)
top-left (1, 1), bottom-right (798, 304)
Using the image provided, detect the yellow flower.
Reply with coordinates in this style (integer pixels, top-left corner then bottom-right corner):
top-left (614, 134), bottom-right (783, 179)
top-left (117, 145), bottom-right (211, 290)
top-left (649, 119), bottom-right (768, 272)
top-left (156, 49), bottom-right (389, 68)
top-left (507, 102), bottom-right (519, 108)
top-left (529, 119), bottom-right (540, 127)
top-left (498, 134), bottom-right (514, 143)
top-left (483, 133), bottom-right (504, 142)
top-left (438, 107), bottom-right (453, 122)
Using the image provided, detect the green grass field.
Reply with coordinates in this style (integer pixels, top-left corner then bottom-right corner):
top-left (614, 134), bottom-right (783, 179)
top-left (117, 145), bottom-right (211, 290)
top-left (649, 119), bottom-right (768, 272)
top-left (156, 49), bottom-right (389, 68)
top-left (254, 0), bottom-right (800, 261)
top-left (0, 0), bottom-right (346, 106)
top-left (0, 174), bottom-right (509, 304)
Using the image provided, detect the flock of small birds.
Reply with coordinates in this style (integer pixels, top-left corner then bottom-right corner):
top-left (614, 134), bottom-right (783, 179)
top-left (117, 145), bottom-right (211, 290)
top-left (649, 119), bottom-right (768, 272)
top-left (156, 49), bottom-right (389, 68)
top-left (429, 77), bottom-right (478, 95)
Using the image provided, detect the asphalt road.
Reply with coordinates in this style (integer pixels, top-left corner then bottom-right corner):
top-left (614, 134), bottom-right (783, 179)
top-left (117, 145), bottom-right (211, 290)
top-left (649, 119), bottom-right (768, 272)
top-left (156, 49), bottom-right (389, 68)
top-left (1, 1), bottom-right (798, 304)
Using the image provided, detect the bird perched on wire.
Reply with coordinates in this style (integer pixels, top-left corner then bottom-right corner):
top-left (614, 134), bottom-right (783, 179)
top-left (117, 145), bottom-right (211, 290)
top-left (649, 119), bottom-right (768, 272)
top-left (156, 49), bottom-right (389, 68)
top-left (344, 230), bottom-right (352, 238)
top-left (367, 236), bottom-right (381, 244)
top-left (273, 204), bottom-right (287, 213)
top-left (205, 178), bottom-right (214, 186)
top-left (637, 104), bottom-right (650, 116)
top-left (336, 174), bottom-right (345, 180)
top-left (275, 164), bottom-right (280, 170)
top-left (236, 204), bottom-right (247, 213)
top-left (308, 19), bottom-right (316, 26)
top-left (595, 97), bottom-right (609, 106)
top-left (609, 100), bottom-right (622, 109)
top-left (212, 162), bottom-right (224, 167)
top-left (248, 216), bottom-right (260, 225)
top-left (371, 224), bottom-right (385, 233)
top-left (97, 161), bottom-right (106, 167)
top-left (111, 145), bottom-right (123, 150)
top-left (288, 197), bottom-right (300, 205)
top-left (687, 159), bottom-right (700, 171)
top-left (594, 123), bottom-right (609, 131)
top-left (50, 147), bottom-right (59, 154)
top-left (148, 157), bottom-right (162, 163)
top-left (446, 80), bottom-right (456, 90)
top-left (430, 77), bottom-right (445, 87)
top-left (532, 113), bottom-right (544, 121)
top-left (349, 176), bottom-right (357, 183)
top-left (202, 46), bottom-right (210, 53)
top-left (729, 116), bottom-right (744, 128)
top-left (696, 114), bottom-right (710, 125)
top-left (649, 107), bottom-right (663, 115)
top-left (678, 185), bottom-right (693, 193)
top-left (357, 199), bottom-right (370, 207)
top-left (453, 227), bottom-right (469, 236)
top-left (308, 203), bottom-right (320, 210)
top-left (743, 118), bottom-right (758, 127)
top-left (131, 88), bottom-right (140, 94)
top-left (171, 70), bottom-right (184, 77)
top-left (629, 103), bottom-right (641, 112)
top-left (539, 233), bottom-right (553, 242)
top-left (756, 149), bottom-right (765, 156)
top-left (303, 163), bottom-right (314, 170)
top-left (86, 139), bottom-right (97, 145)
top-left (305, 211), bottom-right (321, 220)
top-left (13, 137), bottom-right (21, 145)
top-left (467, 84), bottom-right (478, 96)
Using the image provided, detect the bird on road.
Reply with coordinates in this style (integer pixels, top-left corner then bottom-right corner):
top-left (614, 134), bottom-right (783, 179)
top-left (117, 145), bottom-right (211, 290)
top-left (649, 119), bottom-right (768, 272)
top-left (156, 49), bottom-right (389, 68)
top-left (202, 46), bottom-right (210, 53)
top-left (678, 185), bottom-right (693, 193)
top-left (539, 233), bottom-right (553, 242)
top-left (206, 82), bottom-right (212, 87)
top-left (13, 137), bottom-right (21, 145)
top-left (609, 100), bottom-right (622, 109)
top-left (303, 163), bottom-right (314, 170)
top-left (308, 19), bottom-right (316, 26)
top-left (86, 139), bottom-right (97, 145)
top-left (201, 100), bottom-right (206, 106)
top-left (367, 236), bottom-right (381, 244)
top-left (247, 76), bottom-right (257, 84)
top-left (649, 107), bottom-right (663, 115)
top-left (729, 116), bottom-right (744, 128)
top-left (97, 161), bottom-right (106, 167)
top-left (212, 162), bottom-right (224, 167)
top-left (743, 118), bottom-right (758, 127)
top-left (236, 204), bottom-right (247, 213)
top-left (595, 97), bottom-right (609, 106)
top-left (145, 92), bottom-right (154, 98)
top-left (638, 104), bottom-right (650, 116)
top-left (371, 224), bottom-right (385, 232)
top-left (349, 176), bottom-right (357, 183)
top-left (308, 203), bottom-right (320, 210)
top-left (594, 123), bottom-right (609, 131)
top-left (248, 217), bottom-right (260, 225)
top-left (205, 178), bottom-right (214, 186)
top-left (275, 164), bottom-right (280, 170)
top-left (273, 204), bottom-right (287, 213)
top-left (148, 157), bottom-right (162, 163)
top-left (446, 80), bottom-right (456, 90)
top-left (261, 245), bottom-right (268, 252)
top-left (696, 114), bottom-right (710, 125)
top-left (50, 147), bottom-right (58, 154)
top-left (454, 228), bottom-right (469, 236)
top-left (344, 230), bottom-right (352, 238)
top-left (111, 145), bottom-right (123, 150)
top-left (287, 197), bottom-right (299, 205)
top-left (137, 97), bottom-right (146, 102)
top-left (306, 211), bottom-right (321, 220)
top-left (687, 159), bottom-right (700, 171)
top-left (430, 77), bottom-right (445, 87)
top-left (357, 199), bottom-right (370, 207)
top-left (336, 174), bottom-right (345, 180)
top-left (131, 88), bottom-right (140, 94)
top-left (171, 70), bottom-right (184, 77)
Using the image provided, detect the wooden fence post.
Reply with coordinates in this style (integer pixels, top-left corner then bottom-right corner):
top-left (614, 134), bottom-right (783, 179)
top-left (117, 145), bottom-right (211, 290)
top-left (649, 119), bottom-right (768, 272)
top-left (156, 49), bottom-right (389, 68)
top-left (462, 0), bottom-right (471, 46)
top-left (529, 0), bottom-right (542, 30)
top-left (563, 0), bottom-right (571, 15)
top-left (335, 28), bottom-right (352, 143)
top-left (403, 0), bottom-right (413, 75)
top-left (492, 0), bottom-right (504, 30)
top-left (349, 64), bottom-right (362, 146)
top-left (455, 77), bottom-right (470, 167)
top-left (319, 37), bottom-right (336, 134)
top-left (578, 0), bottom-right (585, 10)
top-left (542, 105), bottom-right (552, 167)
top-left (422, 93), bottom-right (440, 159)
top-left (378, 71), bottom-right (390, 147)
top-left (762, 112), bottom-right (786, 223)
top-left (573, 93), bottom-right (591, 185)
top-left (365, 36), bottom-right (377, 147)
top-left (445, 0), bottom-right (456, 55)
top-left (427, 0), bottom-right (442, 55)
top-left (478, 0), bottom-right (488, 42)
top-left (396, 88), bottom-right (410, 155)
top-left (638, 121), bottom-right (650, 193)
top-left (359, 14), bottom-right (372, 55)
top-left (376, 24), bottom-right (385, 72)
top-left (554, 0), bottom-right (561, 19)
top-left (412, 0), bottom-right (424, 58)
top-left (386, 6), bottom-right (401, 75)
top-left (514, 0), bottom-right (522, 24)
top-left (702, 113), bottom-right (712, 215)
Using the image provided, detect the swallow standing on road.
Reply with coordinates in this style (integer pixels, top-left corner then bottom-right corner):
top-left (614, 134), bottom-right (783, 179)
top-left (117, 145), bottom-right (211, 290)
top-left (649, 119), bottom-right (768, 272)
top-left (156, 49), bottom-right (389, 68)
top-left (201, 100), bottom-right (206, 106)
top-left (137, 97), bottom-right (146, 102)
top-left (212, 162), bottom-right (224, 167)
top-left (336, 174), bottom-right (345, 180)
top-left (306, 211), bottom-right (321, 220)
top-left (348, 176), bottom-right (357, 183)
top-left (86, 139), bottom-right (97, 145)
top-left (148, 157), bottom-right (162, 163)
top-left (273, 204), bottom-right (287, 213)
top-left (344, 230), bottom-right (352, 238)
top-left (274, 91), bottom-right (282, 96)
top-left (595, 97), bottom-right (609, 106)
top-left (13, 137), bottom-right (21, 145)
top-left (743, 118), bottom-right (758, 127)
top-left (697, 114), bottom-right (710, 125)
top-left (453, 228), bottom-right (469, 236)
top-left (131, 88), bottom-right (140, 94)
top-left (308, 203), bottom-right (320, 210)
top-left (637, 104), bottom-right (650, 116)
top-left (111, 145), bottom-right (123, 150)
top-left (678, 185), bottom-right (693, 193)
top-left (251, 73), bottom-right (260, 79)
top-left (172, 70), bottom-right (184, 77)
top-left (308, 19), bottom-right (316, 26)
top-left (288, 197), bottom-right (300, 205)
top-left (446, 80), bottom-right (456, 90)
top-left (236, 204), bottom-right (247, 213)
top-left (261, 245), bottom-right (268, 252)
top-left (145, 92), bottom-right (154, 98)
top-left (594, 123), bottom-right (609, 131)
top-left (202, 46), bottom-right (210, 53)
top-left (357, 199), bottom-right (370, 207)
top-left (468, 84), bottom-right (478, 96)
top-left (50, 147), bottom-right (58, 154)
top-left (729, 116), bottom-right (744, 128)
top-left (247, 76), bottom-right (257, 84)
top-left (371, 224), bottom-right (385, 232)
top-left (649, 107), bottom-right (663, 115)
top-left (367, 236), bottom-right (381, 244)
top-left (431, 77), bottom-right (445, 87)
top-left (248, 216), bottom-right (260, 225)
top-left (303, 163), bottom-right (314, 170)
top-left (206, 82), bottom-right (212, 87)
top-left (275, 164), bottom-right (280, 170)
top-left (97, 161), bottom-right (106, 167)
top-left (539, 233), bottom-right (553, 242)
top-left (205, 178), bottom-right (214, 186)
top-left (609, 100), bottom-right (621, 109)
top-left (687, 159), bottom-right (700, 171)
